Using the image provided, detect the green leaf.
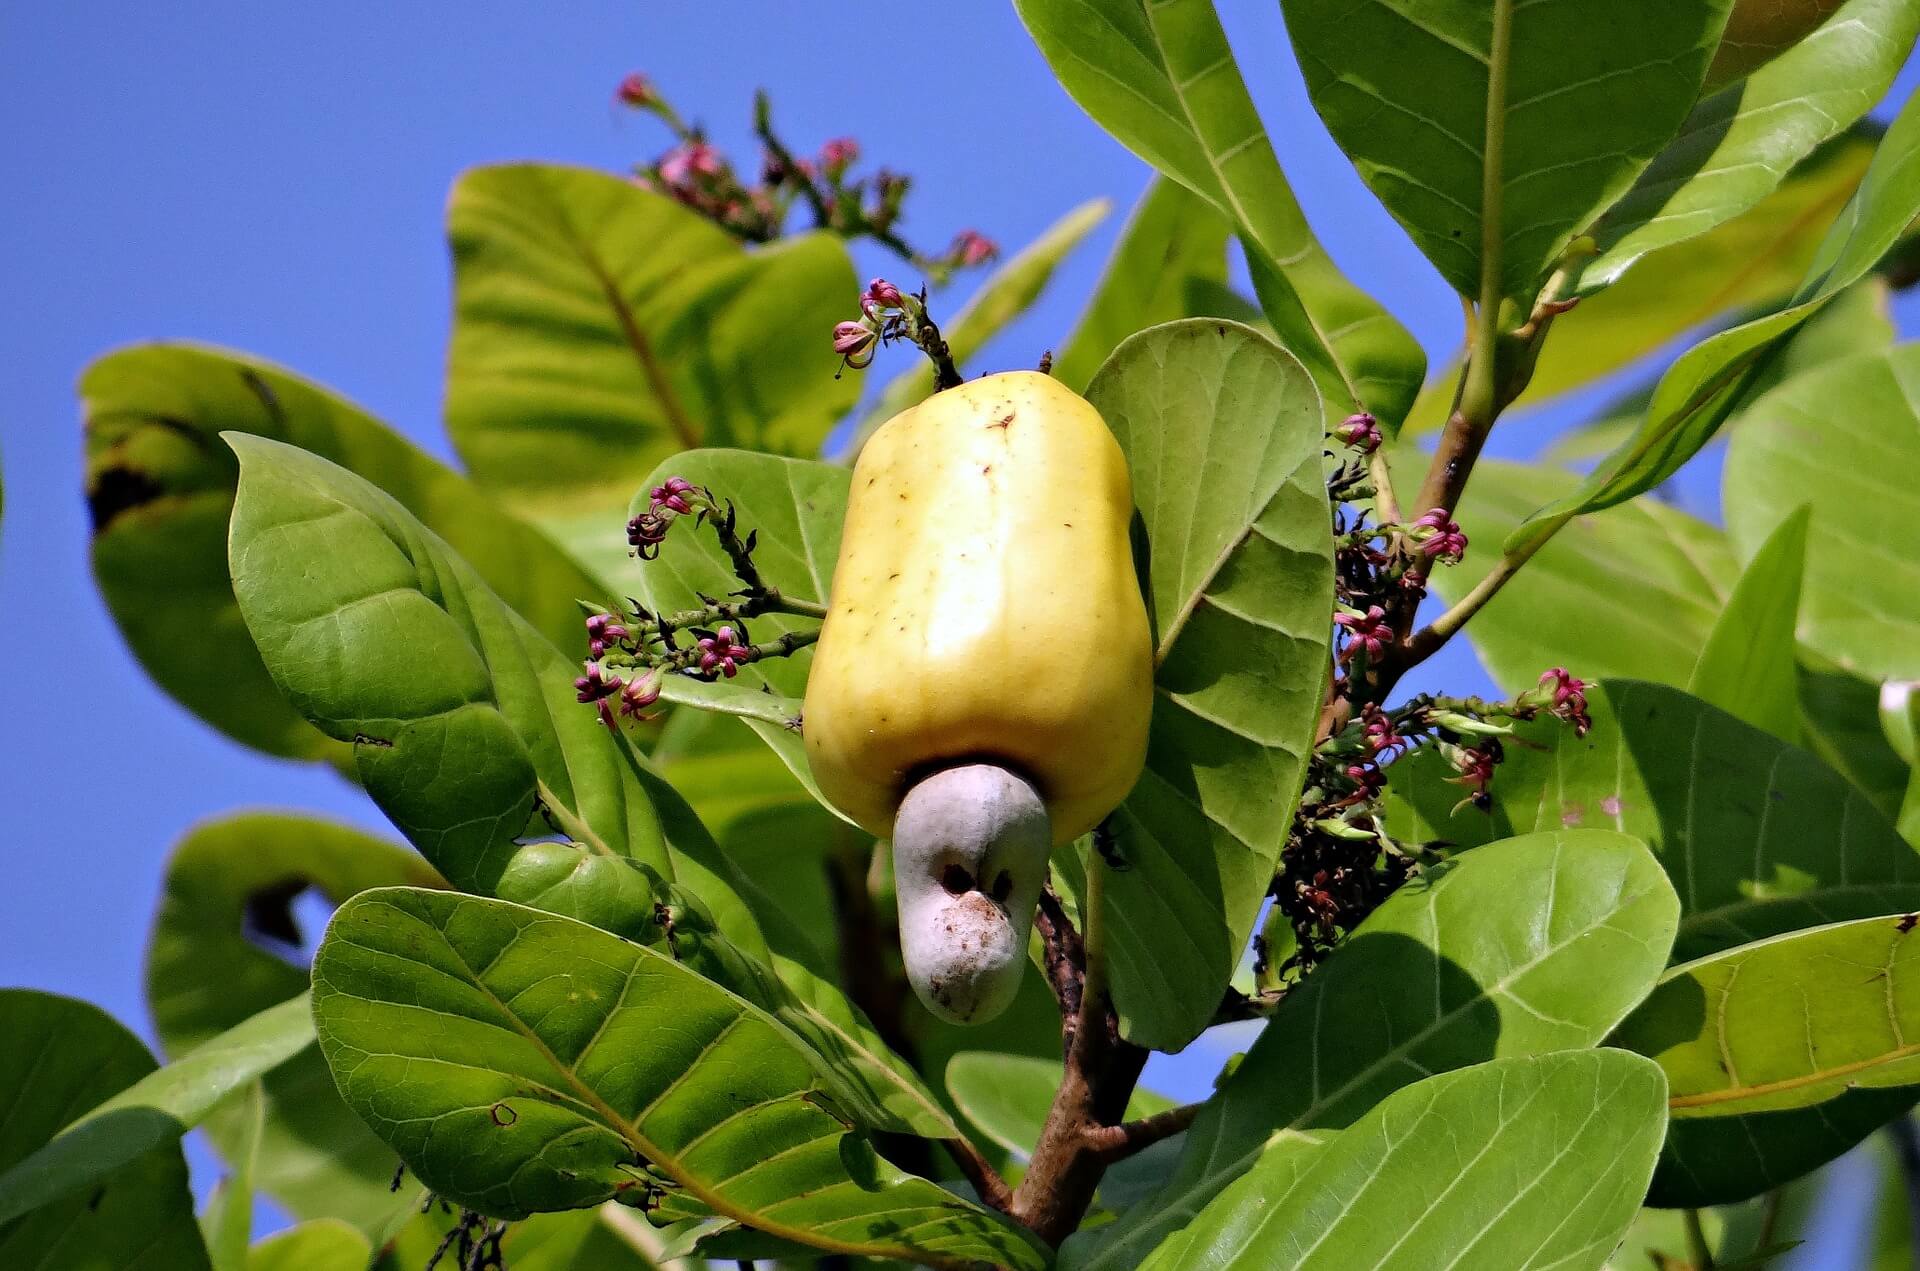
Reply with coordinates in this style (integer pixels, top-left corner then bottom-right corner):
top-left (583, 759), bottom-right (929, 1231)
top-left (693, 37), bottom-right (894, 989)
top-left (1389, 680), bottom-right (1920, 960)
top-left (1284, 0), bottom-right (1728, 301)
top-left (1014, 0), bottom-right (1425, 426)
top-left (0, 996), bottom-right (310, 1228)
top-left (1536, 275), bottom-right (1895, 467)
top-left (1582, 0), bottom-right (1920, 292)
top-left (1614, 914), bottom-right (1920, 1120)
top-left (1067, 829), bottom-right (1678, 1270)
top-left (1616, 916), bottom-right (1920, 1207)
top-left (1084, 319), bottom-right (1333, 1050)
top-left (147, 812), bottom-right (443, 1234)
top-left (1050, 179), bottom-right (1238, 394)
top-left (1651, 1086), bottom-right (1917, 1206)
top-left (1519, 131), bottom-right (1879, 417)
top-left (81, 343), bottom-right (602, 761)
top-left (199, 1081), bottom-right (262, 1271)
top-left (1426, 458), bottom-right (1735, 693)
top-left (444, 165), bottom-right (858, 583)
top-left (1725, 344), bottom-right (1920, 682)
top-left (842, 198), bottom-right (1110, 453)
top-left (247, 1220), bottom-right (371, 1271)
top-left (1507, 84), bottom-right (1920, 554)
top-left (226, 434), bottom-right (673, 895)
top-left (499, 1207), bottom-right (671, 1270)
top-left (945, 1053), bottom-right (1172, 1158)
top-left (0, 991), bottom-right (209, 1269)
top-left (1688, 505), bottom-right (1810, 742)
top-left (1801, 655), bottom-right (1915, 819)
top-left (1139, 1051), bottom-right (1668, 1271)
top-left (311, 888), bottom-right (1047, 1269)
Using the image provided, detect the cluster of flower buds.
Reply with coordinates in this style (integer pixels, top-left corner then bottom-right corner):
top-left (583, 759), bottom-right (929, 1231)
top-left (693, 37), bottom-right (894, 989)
top-left (573, 659), bottom-right (664, 732)
top-left (627, 476), bottom-right (711, 560)
top-left (1333, 604), bottom-right (1392, 666)
top-left (615, 74), bottom-right (996, 280)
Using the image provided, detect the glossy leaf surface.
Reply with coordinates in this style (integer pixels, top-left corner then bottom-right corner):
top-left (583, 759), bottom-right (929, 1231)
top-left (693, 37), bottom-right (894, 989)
top-left (1085, 320), bottom-right (1332, 1050)
top-left (1067, 829), bottom-right (1677, 1269)
top-left (1390, 680), bottom-right (1920, 961)
top-left (311, 888), bottom-right (1045, 1268)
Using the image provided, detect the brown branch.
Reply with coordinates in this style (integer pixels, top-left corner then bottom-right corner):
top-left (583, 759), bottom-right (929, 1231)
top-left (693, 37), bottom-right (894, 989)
top-left (944, 1137), bottom-right (1015, 1214)
top-left (1010, 839), bottom-right (1149, 1247)
top-left (1082, 1102), bottom-right (1202, 1164)
top-left (1034, 883), bottom-right (1086, 1055)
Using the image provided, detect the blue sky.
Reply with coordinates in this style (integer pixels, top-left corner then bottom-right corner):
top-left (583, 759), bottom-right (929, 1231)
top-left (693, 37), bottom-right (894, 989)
top-left (1, 2), bottom-right (1913, 1259)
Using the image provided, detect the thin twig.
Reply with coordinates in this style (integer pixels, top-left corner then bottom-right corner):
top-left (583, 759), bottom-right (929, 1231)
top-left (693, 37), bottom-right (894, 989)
top-left (1082, 1103), bottom-right (1202, 1163)
top-left (944, 1137), bottom-right (1016, 1214)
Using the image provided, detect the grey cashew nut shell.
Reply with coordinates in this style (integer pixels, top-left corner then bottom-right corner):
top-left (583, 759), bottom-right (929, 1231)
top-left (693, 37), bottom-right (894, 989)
top-left (892, 763), bottom-right (1051, 1025)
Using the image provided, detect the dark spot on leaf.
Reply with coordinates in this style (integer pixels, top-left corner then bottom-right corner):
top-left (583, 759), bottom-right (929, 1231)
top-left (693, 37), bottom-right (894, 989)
top-left (86, 465), bottom-right (167, 532)
top-left (941, 864), bottom-right (975, 896)
top-left (990, 871), bottom-right (1013, 902)
top-left (490, 1102), bottom-right (518, 1126)
top-left (87, 1186), bottom-right (106, 1211)
top-left (1898, 913), bottom-right (1918, 934)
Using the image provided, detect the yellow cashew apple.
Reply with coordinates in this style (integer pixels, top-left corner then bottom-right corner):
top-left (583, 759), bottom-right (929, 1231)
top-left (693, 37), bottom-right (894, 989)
top-left (801, 370), bottom-right (1154, 1023)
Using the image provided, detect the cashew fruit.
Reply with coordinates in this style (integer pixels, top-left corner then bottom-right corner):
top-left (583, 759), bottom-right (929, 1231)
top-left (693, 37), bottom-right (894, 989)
top-left (1705, 0), bottom-right (1845, 91)
top-left (802, 370), bottom-right (1153, 1023)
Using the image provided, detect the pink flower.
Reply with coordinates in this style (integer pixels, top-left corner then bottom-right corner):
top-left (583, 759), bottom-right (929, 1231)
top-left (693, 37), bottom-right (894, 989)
top-left (1333, 604), bottom-right (1391, 663)
top-left (950, 229), bottom-right (998, 267)
top-left (861, 277), bottom-right (905, 316)
top-left (819, 137), bottom-right (860, 177)
top-left (615, 73), bottom-right (654, 108)
top-left (659, 140), bottom-right (721, 187)
top-left (1334, 412), bottom-right (1381, 454)
top-left (585, 613), bottom-right (631, 658)
top-left (697, 626), bottom-right (749, 678)
top-left (650, 476), bottom-right (697, 516)
top-left (574, 662), bottom-right (623, 704)
top-left (1361, 705), bottom-right (1405, 755)
top-left (1539, 667), bottom-right (1592, 736)
top-left (1445, 744), bottom-right (1498, 795)
top-left (833, 320), bottom-right (878, 368)
top-left (1411, 508), bottom-right (1468, 565)
top-left (619, 669), bottom-right (664, 719)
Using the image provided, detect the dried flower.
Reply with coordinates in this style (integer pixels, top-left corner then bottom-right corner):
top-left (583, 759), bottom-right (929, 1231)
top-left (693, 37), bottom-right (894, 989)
top-left (627, 510), bottom-right (671, 559)
top-left (1410, 508), bottom-right (1469, 565)
top-left (1334, 412), bottom-right (1382, 454)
